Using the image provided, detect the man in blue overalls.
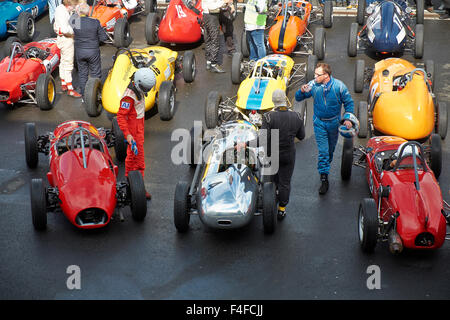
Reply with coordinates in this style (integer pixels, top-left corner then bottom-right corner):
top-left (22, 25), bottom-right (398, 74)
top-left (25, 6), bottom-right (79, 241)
top-left (295, 62), bottom-right (354, 195)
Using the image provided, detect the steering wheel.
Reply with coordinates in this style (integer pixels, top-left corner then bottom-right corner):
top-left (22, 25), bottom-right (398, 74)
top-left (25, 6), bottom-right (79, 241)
top-left (26, 46), bottom-right (41, 59)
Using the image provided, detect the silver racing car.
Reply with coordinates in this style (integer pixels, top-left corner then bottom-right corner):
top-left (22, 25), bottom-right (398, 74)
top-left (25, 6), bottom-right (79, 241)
top-left (173, 121), bottom-right (278, 234)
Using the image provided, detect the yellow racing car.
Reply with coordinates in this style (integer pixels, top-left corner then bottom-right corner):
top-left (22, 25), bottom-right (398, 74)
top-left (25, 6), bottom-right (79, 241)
top-left (205, 53), bottom-right (317, 128)
top-left (354, 57), bottom-right (447, 141)
top-left (84, 46), bottom-right (196, 120)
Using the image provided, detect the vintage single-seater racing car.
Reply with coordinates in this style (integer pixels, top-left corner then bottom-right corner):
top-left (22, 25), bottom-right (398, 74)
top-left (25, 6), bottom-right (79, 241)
top-left (88, 0), bottom-right (157, 47)
top-left (340, 135), bottom-right (449, 253)
top-left (348, 0), bottom-right (424, 58)
top-left (0, 0), bottom-right (48, 43)
top-left (145, 0), bottom-right (204, 45)
top-left (205, 53), bottom-right (315, 129)
top-left (353, 58), bottom-right (447, 141)
top-left (25, 120), bottom-right (148, 230)
top-left (174, 121), bottom-right (278, 233)
top-left (83, 46), bottom-right (196, 120)
top-left (0, 38), bottom-right (60, 111)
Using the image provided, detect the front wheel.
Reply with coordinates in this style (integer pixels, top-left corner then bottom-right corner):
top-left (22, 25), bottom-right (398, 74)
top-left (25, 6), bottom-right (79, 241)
top-left (354, 59), bottom-right (365, 93)
top-left (436, 101), bottom-right (447, 140)
top-left (36, 74), bottom-right (56, 110)
top-left (112, 117), bottom-right (127, 162)
top-left (114, 18), bottom-right (132, 48)
top-left (306, 54), bottom-right (317, 82)
top-left (145, 13), bottom-right (160, 45)
top-left (429, 133), bottom-right (442, 178)
top-left (128, 171), bottom-right (147, 221)
top-left (144, 0), bottom-right (157, 14)
top-left (158, 81), bottom-right (176, 121)
top-left (241, 30), bottom-right (249, 58)
top-left (84, 78), bottom-right (103, 117)
top-left (231, 52), bottom-right (243, 85)
top-left (414, 24), bottom-right (424, 59)
top-left (17, 12), bottom-right (35, 42)
top-left (323, 1), bottom-right (333, 28)
top-left (174, 181), bottom-right (191, 232)
top-left (31, 178), bottom-right (47, 230)
top-left (205, 91), bottom-right (221, 129)
top-left (341, 137), bottom-right (353, 180)
top-left (313, 27), bottom-right (326, 60)
top-left (358, 198), bottom-right (378, 253)
top-left (357, 0), bottom-right (366, 25)
top-left (25, 122), bottom-right (38, 168)
top-left (182, 51), bottom-right (196, 83)
top-left (358, 101), bottom-right (368, 138)
top-left (262, 182), bottom-right (277, 234)
top-left (348, 23), bottom-right (358, 57)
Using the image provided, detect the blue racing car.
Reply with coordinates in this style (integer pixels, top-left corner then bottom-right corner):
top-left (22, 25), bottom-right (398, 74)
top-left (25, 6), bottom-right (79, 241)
top-left (348, 0), bottom-right (424, 58)
top-left (0, 0), bottom-right (48, 42)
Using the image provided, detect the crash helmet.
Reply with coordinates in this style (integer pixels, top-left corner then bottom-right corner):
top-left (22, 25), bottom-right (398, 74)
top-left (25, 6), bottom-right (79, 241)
top-left (133, 68), bottom-right (156, 93)
top-left (394, 142), bottom-right (420, 159)
top-left (338, 112), bottom-right (359, 138)
top-left (122, 0), bottom-right (137, 10)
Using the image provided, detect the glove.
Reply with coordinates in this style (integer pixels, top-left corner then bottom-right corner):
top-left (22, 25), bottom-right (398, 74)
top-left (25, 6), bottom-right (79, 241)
top-left (131, 140), bottom-right (138, 155)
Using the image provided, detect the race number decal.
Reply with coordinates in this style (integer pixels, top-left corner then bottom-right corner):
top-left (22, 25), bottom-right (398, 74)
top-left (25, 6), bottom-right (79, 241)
top-left (175, 5), bottom-right (187, 18)
top-left (120, 101), bottom-right (131, 109)
top-left (31, 6), bottom-right (39, 17)
top-left (164, 65), bottom-right (171, 80)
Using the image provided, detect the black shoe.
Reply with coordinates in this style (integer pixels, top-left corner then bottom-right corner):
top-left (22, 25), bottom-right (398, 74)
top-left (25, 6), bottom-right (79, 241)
top-left (319, 174), bottom-right (329, 195)
top-left (209, 64), bottom-right (225, 73)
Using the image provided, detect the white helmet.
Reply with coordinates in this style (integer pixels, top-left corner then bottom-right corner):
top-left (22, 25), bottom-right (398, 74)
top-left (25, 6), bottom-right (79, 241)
top-left (395, 142), bottom-right (420, 158)
top-left (121, 0), bottom-right (137, 10)
top-left (134, 68), bottom-right (156, 93)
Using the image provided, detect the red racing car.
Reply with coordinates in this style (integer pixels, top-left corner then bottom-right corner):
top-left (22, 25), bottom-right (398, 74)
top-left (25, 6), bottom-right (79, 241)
top-left (341, 135), bottom-right (449, 254)
top-left (25, 120), bottom-right (147, 230)
top-left (0, 37), bottom-right (59, 111)
top-left (145, 0), bottom-right (203, 45)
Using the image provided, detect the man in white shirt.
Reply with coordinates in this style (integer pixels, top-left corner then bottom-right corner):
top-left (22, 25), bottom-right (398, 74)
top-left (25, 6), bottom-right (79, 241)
top-left (53, 0), bottom-right (81, 97)
top-left (244, 0), bottom-right (267, 61)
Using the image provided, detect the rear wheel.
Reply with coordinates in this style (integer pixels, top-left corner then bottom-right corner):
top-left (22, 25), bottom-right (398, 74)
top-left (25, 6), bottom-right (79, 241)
top-left (174, 181), bottom-right (190, 232)
top-left (348, 23), bottom-right (358, 57)
top-left (262, 182), bottom-right (277, 234)
top-left (429, 133), bottom-right (442, 178)
top-left (31, 178), bottom-right (47, 230)
top-left (323, 0), bottom-right (333, 28)
top-left (36, 74), bottom-right (56, 111)
top-left (341, 137), bottom-right (353, 180)
top-left (414, 24), bottom-right (424, 59)
top-left (128, 171), bottom-right (147, 221)
top-left (112, 117), bottom-right (127, 162)
top-left (145, 12), bottom-right (160, 45)
top-left (425, 60), bottom-right (435, 91)
top-left (358, 101), bottom-right (368, 138)
top-left (357, 0), bottom-right (366, 25)
top-left (295, 99), bottom-right (307, 129)
top-left (17, 12), bottom-right (35, 42)
top-left (313, 27), bottom-right (326, 60)
top-left (25, 122), bottom-right (38, 168)
top-left (182, 51), bottom-right (196, 83)
top-left (436, 101), bottom-right (447, 140)
top-left (205, 91), bottom-right (221, 129)
top-left (189, 126), bottom-right (203, 168)
top-left (144, 0), bottom-right (157, 14)
top-left (358, 198), bottom-right (378, 253)
top-left (416, 0), bottom-right (424, 24)
top-left (231, 52), bottom-right (243, 85)
top-left (354, 59), bottom-right (365, 93)
top-left (306, 54), bottom-right (317, 82)
top-left (158, 81), bottom-right (176, 121)
top-left (241, 30), bottom-right (249, 58)
top-left (113, 18), bottom-right (132, 48)
top-left (84, 78), bottom-right (103, 117)
top-left (3, 36), bottom-right (20, 58)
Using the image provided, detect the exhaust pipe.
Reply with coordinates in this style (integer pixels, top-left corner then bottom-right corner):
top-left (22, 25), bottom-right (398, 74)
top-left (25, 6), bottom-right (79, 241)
top-left (389, 230), bottom-right (403, 254)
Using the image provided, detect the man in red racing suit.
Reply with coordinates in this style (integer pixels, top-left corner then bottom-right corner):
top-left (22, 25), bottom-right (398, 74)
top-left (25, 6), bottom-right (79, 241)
top-left (116, 68), bottom-right (156, 200)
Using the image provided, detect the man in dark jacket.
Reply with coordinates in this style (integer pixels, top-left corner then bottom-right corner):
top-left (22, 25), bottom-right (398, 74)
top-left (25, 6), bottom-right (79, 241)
top-left (71, 3), bottom-right (108, 97)
top-left (261, 89), bottom-right (305, 220)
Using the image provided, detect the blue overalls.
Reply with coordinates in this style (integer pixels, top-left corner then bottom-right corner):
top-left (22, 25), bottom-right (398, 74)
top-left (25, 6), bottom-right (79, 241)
top-left (295, 77), bottom-right (354, 175)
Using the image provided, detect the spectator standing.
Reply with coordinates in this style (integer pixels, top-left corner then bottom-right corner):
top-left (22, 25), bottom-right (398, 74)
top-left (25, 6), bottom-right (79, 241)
top-left (219, 0), bottom-right (237, 55)
top-left (244, 0), bottom-right (267, 62)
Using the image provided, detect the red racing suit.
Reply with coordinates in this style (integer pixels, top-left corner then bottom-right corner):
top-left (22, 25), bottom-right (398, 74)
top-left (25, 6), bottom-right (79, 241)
top-left (116, 87), bottom-right (146, 178)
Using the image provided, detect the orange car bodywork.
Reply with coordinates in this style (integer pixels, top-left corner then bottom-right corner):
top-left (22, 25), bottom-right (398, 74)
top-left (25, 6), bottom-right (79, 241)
top-left (268, 1), bottom-right (312, 55)
top-left (369, 58), bottom-right (435, 141)
top-left (90, 1), bottom-right (134, 32)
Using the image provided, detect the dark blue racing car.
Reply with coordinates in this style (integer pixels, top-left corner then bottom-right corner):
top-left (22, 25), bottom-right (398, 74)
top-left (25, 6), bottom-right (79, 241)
top-left (348, 0), bottom-right (424, 58)
top-left (0, 0), bottom-right (48, 42)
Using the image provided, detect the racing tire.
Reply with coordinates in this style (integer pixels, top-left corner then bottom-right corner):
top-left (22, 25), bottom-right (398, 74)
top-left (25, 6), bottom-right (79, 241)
top-left (348, 23), bottom-right (358, 57)
top-left (25, 122), bottom-right (38, 168)
top-left (323, 1), bottom-right (333, 28)
top-left (205, 91), bottom-right (221, 129)
top-left (144, 0), bottom-right (157, 14)
top-left (174, 181), bottom-right (191, 233)
top-left (3, 36), bottom-right (21, 58)
top-left (414, 24), bottom-right (424, 59)
top-left (358, 198), bottom-right (378, 253)
top-left (112, 117), bottom-right (127, 162)
top-left (425, 60), bottom-right (435, 92)
top-left (114, 18), bottom-right (132, 48)
top-left (358, 101), bottom-right (368, 138)
top-left (17, 12), bottom-right (35, 43)
top-left (262, 182), bottom-right (277, 234)
top-left (189, 125), bottom-right (203, 168)
top-left (231, 52), bottom-right (243, 85)
top-left (84, 78), bottom-right (103, 117)
top-left (31, 178), bottom-right (47, 230)
top-left (429, 133), bottom-right (442, 179)
top-left (354, 59), bottom-right (365, 93)
top-left (313, 27), bottom-right (326, 60)
top-left (158, 81), bottom-right (176, 121)
top-left (436, 101), bottom-right (448, 140)
top-left (357, 0), bottom-right (366, 25)
top-left (241, 30), bottom-right (249, 58)
top-left (145, 13), bottom-right (160, 45)
top-left (416, 0), bottom-right (424, 24)
top-left (295, 99), bottom-right (307, 129)
top-left (182, 51), bottom-right (196, 83)
top-left (306, 54), bottom-right (317, 82)
top-left (128, 171), bottom-right (147, 221)
top-left (36, 74), bottom-right (56, 111)
top-left (341, 137), bottom-right (353, 180)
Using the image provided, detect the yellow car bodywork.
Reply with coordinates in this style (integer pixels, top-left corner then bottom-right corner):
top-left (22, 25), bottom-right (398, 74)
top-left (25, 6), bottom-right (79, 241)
top-left (102, 46), bottom-right (178, 115)
top-left (236, 54), bottom-right (295, 112)
top-left (369, 58), bottom-right (434, 140)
